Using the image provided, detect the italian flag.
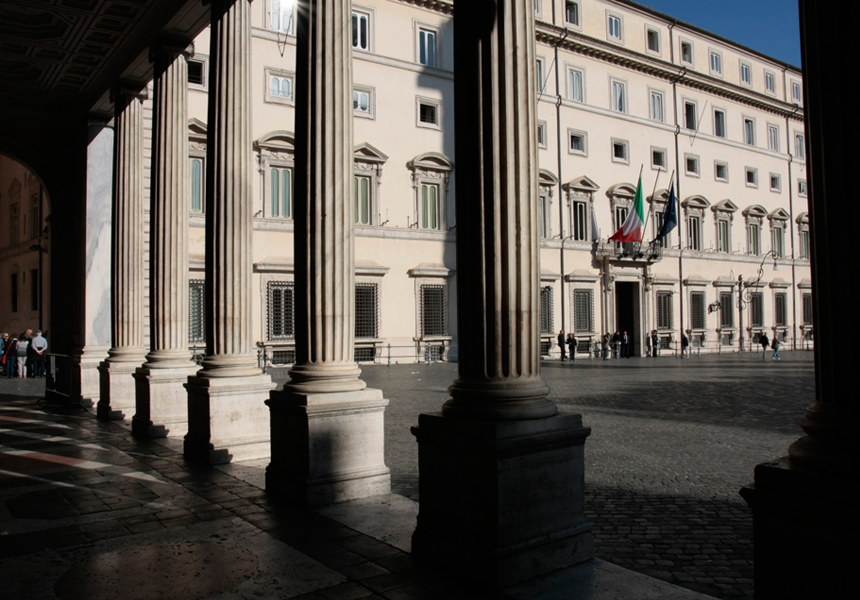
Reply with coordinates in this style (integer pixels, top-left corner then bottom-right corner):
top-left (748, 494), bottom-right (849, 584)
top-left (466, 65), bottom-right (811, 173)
top-left (609, 175), bottom-right (645, 242)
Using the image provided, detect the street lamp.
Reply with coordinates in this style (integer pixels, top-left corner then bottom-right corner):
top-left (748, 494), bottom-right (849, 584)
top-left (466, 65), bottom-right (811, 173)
top-left (736, 250), bottom-right (779, 353)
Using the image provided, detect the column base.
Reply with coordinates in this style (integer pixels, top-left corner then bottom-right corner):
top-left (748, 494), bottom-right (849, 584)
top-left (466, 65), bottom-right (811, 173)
top-left (739, 457), bottom-right (855, 599)
top-left (71, 345), bottom-right (109, 409)
top-left (132, 364), bottom-right (198, 438)
top-left (97, 359), bottom-right (140, 420)
top-left (266, 388), bottom-right (391, 507)
top-left (411, 411), bottom-right (593, 588)
top-left (183, 373), bottom-right (276, 464)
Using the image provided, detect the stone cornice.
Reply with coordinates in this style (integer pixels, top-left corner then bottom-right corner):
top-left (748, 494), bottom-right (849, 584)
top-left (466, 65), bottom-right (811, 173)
top-left (535, 23), bottom-right (804, 121)
top-left (396, 0), bottom-right (453, 16)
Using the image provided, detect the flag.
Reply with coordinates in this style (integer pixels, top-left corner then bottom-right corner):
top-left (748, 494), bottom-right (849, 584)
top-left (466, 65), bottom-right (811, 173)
top-left (655, 183), bottom-right (678, 242)
top-left (609, 175), bottom-right (645, 242)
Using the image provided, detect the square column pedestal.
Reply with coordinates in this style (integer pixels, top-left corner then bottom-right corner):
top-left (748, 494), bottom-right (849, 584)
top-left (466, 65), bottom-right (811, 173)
top-left (184, 374), bottom-right (276, 464)
top-left (97, 361), bottom-right (139, 420)
top-left (411, 412), bottom-right (593, 588)
top-left (266, 388), bottom-right (391, 507)
top-left (132, 365), bottom-right (199, 438)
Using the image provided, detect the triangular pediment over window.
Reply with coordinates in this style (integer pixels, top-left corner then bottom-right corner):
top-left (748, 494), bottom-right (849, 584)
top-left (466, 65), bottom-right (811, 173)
top-left (711, 199), bottom-right (739, 213)
top-left (188, 118), bottom-right (207, 143)
top-left (768, 207), bottom-right (790, 221)
top-left (354, 142), bottom-right (388, 165)
top-left (564, 175), bottom-right (599, 193)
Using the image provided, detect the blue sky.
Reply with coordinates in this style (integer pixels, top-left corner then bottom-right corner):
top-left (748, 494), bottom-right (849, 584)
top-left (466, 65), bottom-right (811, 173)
top-left (634, 0), bottom-right (802, 66)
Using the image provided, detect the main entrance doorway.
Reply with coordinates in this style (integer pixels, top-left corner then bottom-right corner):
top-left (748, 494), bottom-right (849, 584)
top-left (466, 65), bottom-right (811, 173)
top-left (615, 281), bottom-right (640, 356)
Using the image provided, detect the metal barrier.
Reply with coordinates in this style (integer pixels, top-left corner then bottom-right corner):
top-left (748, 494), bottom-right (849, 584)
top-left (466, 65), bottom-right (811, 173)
top-left (44, 352), bottom-right (73, 401)
top-left (254, 342), bottom-right (459, 374)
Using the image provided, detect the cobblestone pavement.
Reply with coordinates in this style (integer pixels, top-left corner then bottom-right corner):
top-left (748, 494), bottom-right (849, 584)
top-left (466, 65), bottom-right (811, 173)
top-left (361, 350), bottom-right (815, 600)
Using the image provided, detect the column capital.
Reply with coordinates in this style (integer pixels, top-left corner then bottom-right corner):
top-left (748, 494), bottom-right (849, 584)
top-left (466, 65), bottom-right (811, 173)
top-left (149, 33), bottom-right (195, 64)
top-left (110, 82), bottom-right (147, 106)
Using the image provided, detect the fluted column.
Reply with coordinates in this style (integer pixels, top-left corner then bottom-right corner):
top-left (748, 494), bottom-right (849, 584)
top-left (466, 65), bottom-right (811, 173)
top-left (287, 0), bottom-right (363, 394)
top-left (184, 0), bottom-right (274, 463)
top-left (266, 0), bottom-right (389, 505)
top-left (443, 0), bottom-right (554, 420)
top-left (132, 36), bottom-right (198, 439)
top-left (410, 2), bottom-right (591, 586)
top-left (97, 85), bottom-right (147, 421)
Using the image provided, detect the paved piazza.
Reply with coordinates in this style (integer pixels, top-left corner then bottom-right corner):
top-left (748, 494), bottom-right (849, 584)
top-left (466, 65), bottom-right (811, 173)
top-left (362, 351), bottom-right (815, 600)
top-left (0, 351), bottom-right (814, 600)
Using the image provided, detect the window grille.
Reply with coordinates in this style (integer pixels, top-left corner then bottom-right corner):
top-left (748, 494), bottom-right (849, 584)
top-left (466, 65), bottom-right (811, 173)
top-left (720, 291), bottom-right (734, 328)
top-left (573, 289), bottom-right (594, 333)
top-left (775, 293), bottom-right (787, 327)
top-left (802, 293), bottom-right (813, 325)
top-left (656, 291), bottom-right (673, 330)
top-left (750, 292), bottom-right (764, 327)
top-left (272, 349), bottom-right (295, 365)
top-left (539, 286), bottom-right (554, 333)
top-left (268, 281), bottom-right (295, 340)
top-left (355, 347), bottom-right (376, 362)
top-left (420, 284), bottom-right (447, 337)
top-left (355, 283), bottom-right (379, 339)
top-left (540, 340), bottom-right (552, 357)
top-left (189, 279), bottom-right (205, 343)
top-left (690, 291), bottom-right (706, 329)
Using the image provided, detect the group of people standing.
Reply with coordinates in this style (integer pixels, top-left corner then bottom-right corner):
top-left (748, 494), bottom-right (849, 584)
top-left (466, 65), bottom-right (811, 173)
top-left (1, 329), bottom-right (48, 378)
top-left (600, 331), bottom-right (634, 359)
top-left (557, 330), bottom-right (578, 363)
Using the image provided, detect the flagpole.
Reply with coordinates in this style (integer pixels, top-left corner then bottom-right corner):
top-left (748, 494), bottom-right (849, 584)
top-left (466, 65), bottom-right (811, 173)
top-left (643, 168), bottom-right (662, 249)
top-left (651, 170), bottom-right (675, 243)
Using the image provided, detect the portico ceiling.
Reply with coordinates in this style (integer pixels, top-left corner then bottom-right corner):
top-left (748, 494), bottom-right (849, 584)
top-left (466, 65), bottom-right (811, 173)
top-left (0, 0), bottom-right (209, 125)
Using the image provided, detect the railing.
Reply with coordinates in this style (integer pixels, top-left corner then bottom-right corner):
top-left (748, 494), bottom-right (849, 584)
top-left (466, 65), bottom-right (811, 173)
top-left (44, 352), bottom-right (73, 401)
top-left (594, 240), bottom-right (664, 261)
top-left (254, 341), bottom-right (458, 374)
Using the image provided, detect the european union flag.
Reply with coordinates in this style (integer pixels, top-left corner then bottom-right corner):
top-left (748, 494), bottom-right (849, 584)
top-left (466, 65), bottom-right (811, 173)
top-left (656, 183), bottom-right (677, 242)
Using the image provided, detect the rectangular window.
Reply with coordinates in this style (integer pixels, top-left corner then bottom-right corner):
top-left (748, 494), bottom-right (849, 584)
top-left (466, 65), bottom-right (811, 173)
top-left (720, 291), bottom-right (734, 328)
top-left (270, 166), bottom-right (292, 219)
top-left (775, 293), bottom-right (788, 327)
top-left (748, 223), bottom-right (760, 256)
top-left (680, 40), bottom-right (693, 64)
top-left (615, 207), bottom-right (628, 232)
top-left (795, 133), bottom-right (805, 158)
top-left (355, 283), bottom-right (379, 339)
top-left (772, 227), bottom-right (784, 258)
top-left (688, 216), bottom-right (702, 250)
top-left (188, 59), bottom-right (205, 86)
top-left (792, 82), bottom-right (801, 102)
top-left (10, 203), bottom-right (18, 245)
top-left (802, 293), bottom-right (813, 325)
top-left (189, 279), bottom-right (205, 343)
top-left (352, 11), bottom-right (370, 51)
top-left (710, 51), bottom-right (722, 75)
top-left (798, 179), bottom-right (807, 197)
top-left (10, 274), bottom-right (17, 312)
top-left (191, 157), bottom-right (204, 213)
top-left (268, 281), bottom-right (295, 341)
top-left (740, 62), bottom-right (751, 85)
top-left (745, 167), bottom-right (758, 187)
top-left (612, 139), bottom-right (629, 164)
top-left (417, 97), bottom-right (441, 128)
top-left (354, 175), bottom-right (371, 225)
top-left (270, 0), bottom-right (295, 33)
top-left (536, 58), bottom-right (545, 93)
top-left (30, 269), bottom-right (38, 311)
top-left (573, 289), bottom-right (594, 333)
top-left (31, 195), bottom-right (39, 239)
top-left (572, 200), bottom-right (588, 241)
top-left (611, 80), bottom-right (626, 112)
top-left (607, 14), bottom-right (622, 41)
top-left (715, 161), bottom-right (728, 182)
top-left (538, 194), bottom-right (550, 238)
top-left (568, 68), bottom-right (584, 102)
top-left (799, 230), bottom-right (810, 259)
top-left (767, 125), bottom-right (779, 151)
top-left (420, 284), bottom-right (447, 337)
top-left (418, 27), bottom-right (436, 67)
top-left (744, 118), bottom-right (755, 145)
top-left (714, 109), bottom-right (726, 138)
top-left (718, 220), bottom-right (730, 252)
top-left (420, 183), bottom-right (440, 230)
top-left (690, 291), bottom-right (706, 329)
top-left (656, 291), bottom-right (673, 330)
top-left (569, 130), bottom-right (587, 155)
top-left (540, 286), bottom-right (554, 334)
top-left (684, 101), bottom-right (697, 130)
top-left (650, 90), bottom-right (664, 122)
top-left (565, 1), bottom-right (580, 26)
top-left (646, 28), bottom-right (660, 53)
top-left (537, 121), bottom-right (547, 148)
top-left (655, 212), bottom-right (668, 248)
top-left (765, 71), bottom-right (775, 93)
top-left (270, 75), bottom-right (292, 100)
top-left (353, 88), bottom-right (371, 115)
top-left (770, 174), bottom-right (781, 192)
top-left (651, 147), bottom-right (667, 170)
top-left (751, 293), bottom-right (764, 327)
top-left (685, 154), bottom-right (700, 176)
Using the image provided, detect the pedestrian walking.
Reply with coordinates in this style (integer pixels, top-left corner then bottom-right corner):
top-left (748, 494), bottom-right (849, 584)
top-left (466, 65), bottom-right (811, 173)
top-left (651, 330), bottom-right (659, 357)
top-left (602, 334), bottom-right (609, 360)
top-left (2, 334), bottom-right (15, 377)
top-left (612, 331), bottom-right (621, 359)
top-left (681, 333), bottom-right (689, 358)
top-left (557, 330), bottom-right (566, 361)
top-left (567, 334), bottom-right (576, 365)
top-left (771, 336), bottom-right (781, 360)
top-left (759, 333), bottom-right (769, 360)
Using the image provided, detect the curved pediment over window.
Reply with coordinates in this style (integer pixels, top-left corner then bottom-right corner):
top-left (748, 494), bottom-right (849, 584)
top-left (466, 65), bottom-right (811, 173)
top-left (711, 199), bottom-right (739, 214)
top-left (649, 188), bottom-right (670, 203)
top-left (742, 204), bottom-right (768, 218)
top-left (354, 142), bottom-right (388, 165)
top-left (681, 195), bottom-right (710, 210)
top-left (796, 211), bottom-right (809, 224)
top-left (538, 168), bottom-right (559, 187)
top-left (254, 130), bottom-right (295, 153)
top-left (564, 175), bottom-right (599, 194)
top-left (408, 152), bottom-right (454, 174)
top-left (768, 207), bottom-right (790, 221)
top-left (606, 182), bottom-right (636, 199)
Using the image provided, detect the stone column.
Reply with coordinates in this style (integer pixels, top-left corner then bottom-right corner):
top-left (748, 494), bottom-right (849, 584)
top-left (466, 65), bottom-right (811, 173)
top-left (184, 0), bottom-right (275, 464)
top-left (266, 0), bottom-right (390, 506)
top-left (410, 1), bottom-right (592, 588)
top-left (133, 36), bottom-right (199, 439)
top-left (97, 87), bottom-right (147, 420)
top-left (740, 2), bottom-right (856, 597)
